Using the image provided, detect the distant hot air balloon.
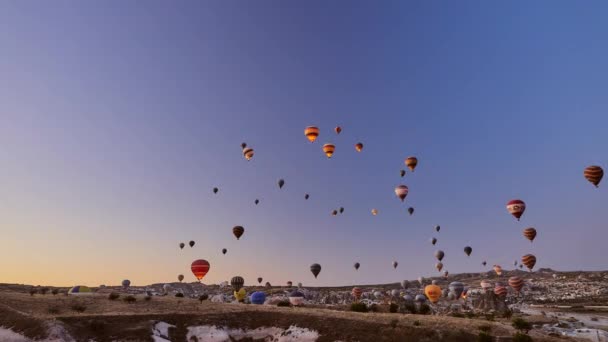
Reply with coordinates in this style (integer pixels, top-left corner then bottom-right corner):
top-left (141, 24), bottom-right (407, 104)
top-left (213, 187), bottom-right (219, 194)
top-left (424, 284), bottom-right (441, 303)
top-left (304, 193), bottom-right (309, 200)
top-left (163, 284), bottom-right (171, 293)
top-left (351, 287), bottom-right (362, 300)
top-left (335, 126), bottom-right (342, 134)
top-left (286, 281), bottom-right (293, 288)
top-left (322, 143), bottom-right (335, 158)
top-left (243, 147), bottom-right (254, 161)
top-left (480, 280), bottom-right (492, 290)
top-left (408, 207), bottom-right (414, 215)
top-left (494, 283), bottom-right (507, 298)
top-left (418, 277), bottom-right (424, 285)
top-left (255, 199), bottom-right (259, 205)
top-left (519, 264), bottom-right (524, 269)
top-left (506, 199), bottom-right (526, 221)
top-left (584, 165), bottom-right (604, 188)
top-left (435, 250), bottom-right (445, 261)
top-left (482, 261), bottom-right (487, 267)
top-left (523, 227), bottom-right (537, 242)
top-left (191, 259), bottom-right (210, 281)
top-left (431, 237), bottom-right (437, 245)
top-left (178, 274), bottom-right (184, 282)
top-left (278, 179), bottom-right (285, 189)
top-left (250, 291), bottom-right (266, 305)
top-left (222, 248), bottom-right (227, 255)
top-left (289, 290), bottom-right (305, 306)
top-left (493, 265), bottom-right (503, 276)
top-left (304, 126), bottom-right (319, 143)
top-left (435, 225), bottom-right (440, 232)
top-left (339, 207), bottom-right (344, 214)
top-left (234, 288), bottom-right (246, 302)
top-left (297, 282), bottom-right (302, 289)
top-left (521, 254), bottom-right (537, 271)
top-left (405, 157), bottom-right (418, 172)
top-left (443, 271), bottom-right (449, 278)
top-left (449, 282), bottom-right (464, 299)
top-left (400, 170), bottom-right (406, 177)
top-left (310, 263), bottom-right (321, 278)
top-left (395, 185), bottom-right (409, 202)
top-left (355, 143), bottom-right (363, 152)
top-left (231, 276), bottom-right (244, 291)
top-left (371, 208), bottom-right (378, 216)
top-left (436, 262), bottom-right (443, 272)
top-left (393, 261), bottom-right (398, 269)
top-left (331, 210), bottom-right (338, 216)
top-left (464, 246), bottom-right (472, 257)
top-left (122, 279), bottom-right (130, 288)
top-left (233, 226), bottom-right (244, 240)
top-left (432, 280), bottom-right (438, 285)
top-left (189, 240), bottom-right (195, 248)
top-left (508, 276), bottom-right (524, 293)
top-left (514, 260), bottom-right (518, 266)
top-left (179, 242), bottom-right (185, 249)
top-left (415, 294), bottom-right (427, 303)
top-left (354, 262), bottom-right (360, 271)
top-left (241, 142), bottom-right (247, 149)
top-left (402, 280), bottom-right (409, 289)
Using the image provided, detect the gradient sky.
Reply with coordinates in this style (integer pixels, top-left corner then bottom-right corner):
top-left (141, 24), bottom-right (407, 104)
top-left (1, 1), bottom-right (607, 287)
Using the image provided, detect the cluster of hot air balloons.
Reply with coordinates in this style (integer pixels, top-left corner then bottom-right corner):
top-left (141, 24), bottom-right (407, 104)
top-left (304, 125), bottom-right (365, 158)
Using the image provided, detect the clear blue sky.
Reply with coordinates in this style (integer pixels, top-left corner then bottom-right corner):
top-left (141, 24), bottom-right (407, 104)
top-left (0, 1), bottom-right (606, 287)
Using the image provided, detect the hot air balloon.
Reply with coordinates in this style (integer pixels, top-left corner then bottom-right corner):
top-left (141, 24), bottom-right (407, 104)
top-left (233, 226), bottom-right (244, 240)
top-left (256, 277), bottom-right (262, 284)
top-left (163, 284), bottom-right (171, 293)
top-left (508, 276), bottom-right (524, 293)
top-left (304, 126), bottom-right (319, 143)
top-left (304, 193), bottom-right (309, 200)
top-left (178, 274), bottom-right (184, 282)
top-left (179, 242), bottom-right (185, 249)
top-left (449, 282), bottom-right (464, 299)
top-left (405, 157), bottom-right (418, 172)
top-left (241, 143), bottom-right (247, 149)
top-left (222, 248), bottom-right (227, 255)
top-left (404, 294), bottom-right (414, 302)
top-left (435, 250), bottom-right (445, 261)
top-left (213, 187), bottom-right (219, 194)
top-left (287, 281), bottom-right (293, 288)
top-left (191, 260), bottom-right (210, 281)
top-left (408, 207), bottom-right (414, 215)
top-left (234, 288), bottom-right (246, 302)
top-left (331, 210), bottom-right (338, 216)
top-left (523, 227), bottom-right (537, 242)
top-left (374, 291), bottom-right (383, 299)
top-left (335, 126), bottom-right (342, 134)
top-left (339, 207), bottom-right (344, 214)
top-left (584, 166), bottom-right (604, 188)
top-left (521, 254), bottom-right (537, 271)
top-left (442, 288), bottom-right (449, 298)
top-left (402, 280), bottom-right (409, 289)
top-left (435, 262), bottom-right (443, 272)
top-left (494, 283), bottom-right (507, 298)
top-left (432, 280), bottom-right (438, 285)
top-left (371, 209), bottom-right (378, 216)
top-left (298, 282), bottom-right (303, 289)
top-left (122, 279), bottom-right (130, 288)
top-left (310, 263), bottom-right (321, 278)
top-left (395, 185), bottom-right (409, 202)
top-left (231, 276), bottom-right (244, 291)
top-left (322, 143), bottom-right (335, 158)
top-left (431, 237), bottom-right (437, 245)
top-left (424, 285), bottom-right (441, 303)
top-left (351, 287), bottom-right (362, 300)
top-left (354, 262), bottom-right (360, 271)
top-left (493, 265), bottom-right (503, 276)
top-left (519, 264), bottom-right (524, 269)
top-left (480, 280), bottom-right (492, 290)
top-left (255, 199), bottom-right (259, 205)
top-left (393, 261), bottom-right (398, 269)
top-left (289, 290), bottom-right (305, 306)
top-left (482, 261), bottom-right (487, 266)
top-left (464, 246), bottom-right (472, 257)
top-left (189, 240), bottom-right (195, 248)
top-left (251, 291), bottom-right (266, 305)
top-left (506, 199), bottom-right (526, 221)
top-left (355, 143), bottom-right (363, 152)
top-left (265, 282), bottom-right (271, 288)
top-left (278, 179), bottom-right (285, 189)
top-left (400, 170), bottom-right (406, 177)
top-left (243, 147), bottom-right (254, 161)
top-left (514, 260), bottom-right (518, 266)
top-left (435, 225), bottom-right (441, 232)
top-left (391, 289), bottom-right (400, 297)
top-left (415, 294), bottom-right (427, 303)
top-left (443, 271), bottom-right (449, 278)
top-left (418, 277), bottom-right (424, 285)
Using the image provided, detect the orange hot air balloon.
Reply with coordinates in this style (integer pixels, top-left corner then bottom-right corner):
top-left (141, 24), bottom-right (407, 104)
top-left (233, 226), bottom-right (244, 240)
top-left (584, 165), bottom-right (603, 188)
top-left (508, 276), bottom-right (525, 293)
top-left (243, 147), bottom-right (254, 161)
top-left (304, 126), bottom-right (319, 143)
top-left (523, 227), bottom-right (537, 242)
top-left (191, 259), bottom-right (210, 281)
top-left (322, 143), bottom-right (335, 158)
top-left (424, 284), bottom-right (442, 303)
top-left (405, 157), bottom-right (418, 172)
top-left (355, 143), bottom-right (363, 152)
top-left (351, 287), bottom-right (362, 300)
top-left (521, 254), bottom-right (536, 271)
top-left (493, 265), bottom-right (503, 276)
top-left (335, 126), bottom-right (342, 135)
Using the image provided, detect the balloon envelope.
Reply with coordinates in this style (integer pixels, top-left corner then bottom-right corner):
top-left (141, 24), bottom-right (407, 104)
top-left (250, 291), bottom-right (266, 305)
top-left (191, 260), bottom-right (210, 281)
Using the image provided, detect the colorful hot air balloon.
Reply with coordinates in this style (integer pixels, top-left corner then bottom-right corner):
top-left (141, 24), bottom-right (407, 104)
top-left (523, 227), bottom-right (537, 242)
top-left (222, 248), bottom-right (227, 255)
top-left (449, 282), bottom-right (464, 299)
top-left (191, 259), bottom-right (210, 281)
top-left (243, 147), bottom-right (254, 161)
top-left (331, 210), bottom-right (338, 216)
top-left (435, 262), bottom-right (443, 272)
top-left (288, 290), bottom-right (305, 306)
top-left (415, 294), bottom-right (427, 303)
top-left (521, 254), bottom-right (537, 271)
top-left (408, 207), bottom-right (414, 215)
top-left (323, 143), bottom-right (335, 158)
top-left (464, 246), bottom-right (472, 257)
top-left (122, 279), bottom-right (130, 288)
top-left (443, 270), bottom-right (449, 278)
top-left (395, 185), bottom-right (409, 202)
top-left (304, 126), bottom-right (319, 143)
top-left (494, 283), bottom-right (507, 298)
top-left (178, 274), bottom-right (184, 282)
top-left (355, 143), bottom-right (363, 152)
top-left (213, 187), bottom-right (218, 194)
top-left (371, 208), bottom-right (378, 216)
top-left (393, 261), bottom-right (398, 269)
top-left (435, 225), bottom-right (441, 232)
top-left (435, 250), bottom-right (445, 261)
top-left (189, 240), bottom-right (195, 248)
top-left (233, 226), bottom-right (244, 240)
top-left (506, 199), bottom-right (526, 221)
top-left (424, 284), bottom-right (441, 303)
top-left (231, 276), bottom-right (244, 291)
top-left (493, 265), bottom-right (503, 276)
top-left (255, 199), bottom-right (259, 205)
top-left (335, 126), bottom-right (342, 134)
top-left (241, 142), bottom-right (247, 149)
top-left (508, 276), bottom-right (524, 293)
top-left (584, 166), bottom-right (604, 188)
top-left (354, 262), bottom-right (360, 271)
top-left (250, 291), bottom-right (266, 305)
top-left (234, 288), bottom-right (246, 302)
top-left (310, 263), bottom-right (321, 278)
top-left (179, 242), bottom-right (185, 249)
top-left (304, 193), bottom-right (309, 200)
top-left (405, 157), bottom-right (418, 172)
top-left (431, 237), bottom-right (437, 245)
top-left (351, 287), bottom-right (362, 300)
top-left (480, 280), bottom-right (492, 290)
top-left (278, 179), bottom-right (285, 189)
top-left (400, 169), bottom-right (406, 177)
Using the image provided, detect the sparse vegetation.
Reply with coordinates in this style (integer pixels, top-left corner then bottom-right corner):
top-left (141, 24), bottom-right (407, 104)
top-left (502, 309), bottom-right (513, 319)
top-left (144, 295), bottom-right (152, 301)
top-left (198, 294), bottom-right (209, 303)
top-left (175, 293), bottom-right (184, 298)
top-left (477, 331), bottom-right (493, 342)
top-left (39, 287), bottom-right (49, 295)
top-left (47, 306), bottom-right (60, 314)
top-left (389, 319), bottom-right (398, 329)
top-left (389, 303), bottom-right (399, 313)
top-left (400, 302), bottom-right (416, 314)
top-left (71, 303), bottom-right (87, 313)
top-left (108, 292), bottom-right (120, 300)
top-left (418, 303), bottom-right (431, 315)
top-left (89, 320), bottom-right (106, 332)
top-left (478, 324), bottom-right (492, 333)
top-left (512, 332), bottom-right (533, 342)
top-left (123, 295), bottom-right (137, 303)
top-left (484, 313), bottom-right (495, 321)
top-left (368, 304), bottom-right (379, 312)
top-left (350, 302), bottom-right (368, 312)
top-left (29, 288), bottom-right (37, 296)
top-left (51, 289), bottom-right (59, 295)
top-left (277, 300), bottom-right (291, 307)
top-left (413, 320), bottom-right (421, 326)
top-left (465, 311), bottom-right (476, 319)
top-left (451, 312), bottom-right (465, 318)
top-left (512, 317), bottom-right (532, 333)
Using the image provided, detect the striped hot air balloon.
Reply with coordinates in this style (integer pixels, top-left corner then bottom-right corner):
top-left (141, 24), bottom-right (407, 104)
top-left (480, 280), bottom-right (492, 290)
top-left (395, 185), bottom-right (409, 202)
top-left (508, 276), bottom-right (525, 293)
top-left (424, 284), bottom-right (442, 303)
top-left (243, 147), bottom-right (254, 161)
top-left (322, 143), bottom-right (335, 158)
top-left (355, 143), bottom-right (363, 152)
top-left (191, 259), bottom-right (210, 281)
top-left (304, 126), bottom-right (319, 143)
top-left (506, 199), bottom-right (526, 221)
top-left (233, 226), bottom-right (244, 240)
top-left (435, 262), bottom-right (443, 272)
top-left (523, 227), bottom-right (537, 242)
top-left (584, 166), bottom-right (603, 188)
top-left (494, 283), bottom-right (507, 298)
top-left (371, 208), bottom-right (378, 216)
top-left (405, 157), bottom-right (418, 172)
top-left (521, 254), bottom-right (537, 271)
top-left (493, 265), bottom-right (503, 276)
top-left (351, 287), bottom-right (362, 300)
top-left (231, 276), bottom-right (244, 291)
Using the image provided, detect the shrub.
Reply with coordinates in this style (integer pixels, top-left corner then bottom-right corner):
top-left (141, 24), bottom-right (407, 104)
top-left (39, 288), bottom-right (49, 295)
top-left (502, 309), bottom-right (513, 319)
top-left (350, 302), bottom-right (368, 312)
top-left (512, 332), bottom-right (533, 342)
top-left (465, 311), bottom-right (476, 319)
top-left (485, 313), bottom-right (495, 321)
top-left (175, 293), bottom-right (184, 298)
top-left (277, 300), bottom-right (291, 307)
top-left (512, 317), bottom-right (532, 333)
top-left (413, 320), bottom-right (421, 326)
top-left (123, 295), bottom-right (136, 303)
top-left (389, 303), bottom-right (399, 313)
top-left (477, 332), bottom-right (493, 342)
top-left (198, 294), bottom-right (209, 303)
top-left (71, 304), bottom-right (86, 313)
top-left (47, 306), bottom-right (60, 314)
top-left (89, 320), bottom-right (106, 332)
top-left (29, 288), bottom-right (37, 296)
top-left (108, 292), bottom-right (120, 301)
top-left (144, 296), bottom-right (152, 301)
top-left (390, 319), bottom-right (398, 329)
top-left (451, 312), bottom-right (465, 318)
top-left (51, 289), bottom-right (59, 296)
top-left (418, 304), bottom-right (431, 315)
top-left (400, 302), bottom-right (416, 314)
top-left (368, 304), bottom-right (379, 312)
top-left (478, 324), bottom-right (492, 333)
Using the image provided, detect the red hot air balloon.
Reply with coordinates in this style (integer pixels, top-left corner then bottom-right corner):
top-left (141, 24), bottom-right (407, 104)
top-left (191, 259), bottom-right (210, 282)
top-left (523, 227), bottom-right (537, 242)
top-left (335, 126), bottom-right (342, 134)
top-left (352, 287), bottom-right (362, 300)
top-left (506, 199), bottom-right (526, 221)
top-left (584, 166), bottom-right (603, 188)
top-left (508, 276), bottom-right (525, 293)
